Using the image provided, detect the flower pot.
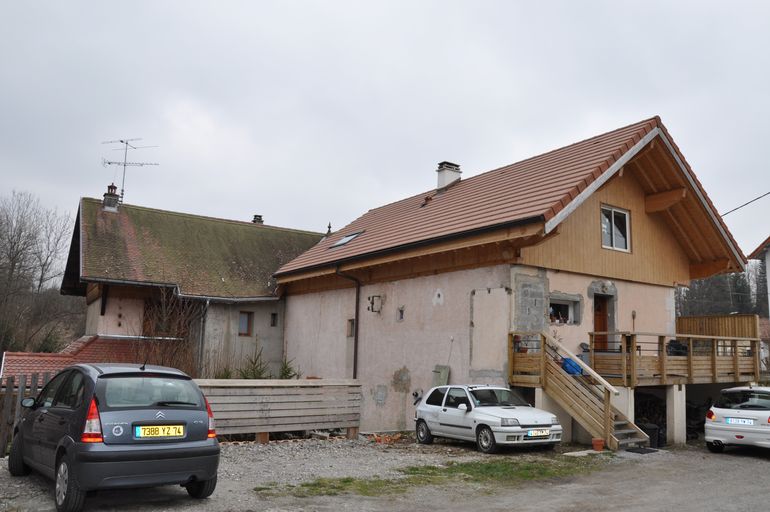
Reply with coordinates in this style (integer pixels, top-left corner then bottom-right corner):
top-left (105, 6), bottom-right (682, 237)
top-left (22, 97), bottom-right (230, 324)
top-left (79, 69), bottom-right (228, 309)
top-left (592, 438), bottom-right (605, 451)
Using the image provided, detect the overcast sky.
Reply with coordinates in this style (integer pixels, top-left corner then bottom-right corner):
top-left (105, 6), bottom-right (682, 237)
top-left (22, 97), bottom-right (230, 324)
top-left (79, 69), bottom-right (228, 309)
top-left (1, 1), bottom-right (768, 256)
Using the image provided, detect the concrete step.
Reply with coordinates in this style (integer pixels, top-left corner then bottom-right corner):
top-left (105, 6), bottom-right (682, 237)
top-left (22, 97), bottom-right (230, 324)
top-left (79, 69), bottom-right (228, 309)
top-left (617, 437), bottom-right (649, 447)
top-left (613, 428), bottom-right (638, 437)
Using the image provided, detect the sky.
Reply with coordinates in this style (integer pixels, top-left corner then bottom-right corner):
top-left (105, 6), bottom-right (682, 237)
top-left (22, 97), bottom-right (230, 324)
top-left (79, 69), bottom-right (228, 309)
top-left (1, 1), bottom-right (769, 256)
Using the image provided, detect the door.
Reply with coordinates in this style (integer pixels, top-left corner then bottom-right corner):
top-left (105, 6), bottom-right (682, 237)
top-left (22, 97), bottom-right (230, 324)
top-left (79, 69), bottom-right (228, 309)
top-left (39, 371), bottom-right (86, 471)
top-left (29, 371), bottom-right (71, 467)
top-left (594, 295), bottom-right (609, 351)
top-left (438, 388), bottom-right (475, 441)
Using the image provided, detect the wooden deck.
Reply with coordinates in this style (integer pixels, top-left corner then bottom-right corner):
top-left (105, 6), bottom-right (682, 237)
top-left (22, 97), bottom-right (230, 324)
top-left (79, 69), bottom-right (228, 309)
top-left (509, 331), bottom-right (763, 388)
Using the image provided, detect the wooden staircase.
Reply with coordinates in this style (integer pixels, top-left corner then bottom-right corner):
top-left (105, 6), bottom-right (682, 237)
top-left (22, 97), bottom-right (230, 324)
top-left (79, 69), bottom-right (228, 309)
top-left (539, 331), bottom-right (649, 451)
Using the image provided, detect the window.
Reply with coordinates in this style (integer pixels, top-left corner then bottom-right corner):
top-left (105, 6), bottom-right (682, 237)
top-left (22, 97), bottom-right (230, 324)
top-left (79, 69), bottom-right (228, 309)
top-left (239, 311), bottom-right (253, 336)
top-left (55, 371), bottom-right (85, 409)
top-left (331, 231), bottom-right (363, 248)
top-left (715, 390), bottom-right (770, 411)
top-left (425, 387), bottom-right (447, 406)
top-left (346, 319), bottom-right (355, 337)
top-left (601, 206), bottom-right (630, 251)
top-left (100, 375), bottom-right (201, 409)
top-left (445, 388), bottom-right (471, 409)
top-left (270, 313), bottom-right (278, 327)
top-left (549, 293), bottom-right (581, 325)
top-left (36, 371), bottom-right (70, 408)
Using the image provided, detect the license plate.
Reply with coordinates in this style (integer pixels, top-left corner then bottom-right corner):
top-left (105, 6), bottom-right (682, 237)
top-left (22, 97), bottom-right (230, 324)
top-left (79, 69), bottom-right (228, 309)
top-left (726, 418), bottom-right (753, 426)
top-left (527, 429), bottom-right (550, 437)
top-left (135, 425), bottom-right (185, 438)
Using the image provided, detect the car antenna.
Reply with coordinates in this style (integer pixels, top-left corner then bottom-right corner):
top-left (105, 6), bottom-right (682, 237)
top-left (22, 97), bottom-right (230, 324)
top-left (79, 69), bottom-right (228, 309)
top-left (140, 355), bottom-right (148, 371)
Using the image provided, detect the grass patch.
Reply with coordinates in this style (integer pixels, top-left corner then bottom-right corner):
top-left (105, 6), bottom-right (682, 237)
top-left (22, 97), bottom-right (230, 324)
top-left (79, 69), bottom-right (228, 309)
top-left (255, 454), bottom-right (606, 498)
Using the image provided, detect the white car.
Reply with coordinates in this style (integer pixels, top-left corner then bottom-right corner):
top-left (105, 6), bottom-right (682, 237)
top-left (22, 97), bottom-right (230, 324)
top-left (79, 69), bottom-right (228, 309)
top-left (705, 385), bottom-right (770, 453)
top-left (414, 385), bottom-right (562, 453)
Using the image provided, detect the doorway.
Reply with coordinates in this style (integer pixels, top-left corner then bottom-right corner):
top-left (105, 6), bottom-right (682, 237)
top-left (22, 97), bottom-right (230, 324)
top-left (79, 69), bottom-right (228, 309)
top-left (594, 295), bottom-right (610, 350)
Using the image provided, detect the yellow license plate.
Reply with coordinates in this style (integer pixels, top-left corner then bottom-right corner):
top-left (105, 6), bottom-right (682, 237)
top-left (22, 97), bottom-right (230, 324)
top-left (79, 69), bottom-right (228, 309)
top-left (135, 425), bottom-right (185, 438)
top-left (527, 429), bottom-right (550, 437)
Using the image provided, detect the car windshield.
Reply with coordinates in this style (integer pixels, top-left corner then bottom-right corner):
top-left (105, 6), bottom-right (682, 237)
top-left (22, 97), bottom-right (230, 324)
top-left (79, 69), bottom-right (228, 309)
top-left (100, 375), bottom-right (201, 409)
top-left (715, 390), bottom-right (770, 410)
top-left (469, 388), bottom-right (529, 407)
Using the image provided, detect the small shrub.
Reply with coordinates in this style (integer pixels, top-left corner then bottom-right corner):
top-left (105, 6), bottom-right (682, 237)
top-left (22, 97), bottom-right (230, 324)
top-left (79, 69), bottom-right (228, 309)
top-left (278, 357), bottom-right (302, 379)
top-left (238, 348), bottom-right (271, 379)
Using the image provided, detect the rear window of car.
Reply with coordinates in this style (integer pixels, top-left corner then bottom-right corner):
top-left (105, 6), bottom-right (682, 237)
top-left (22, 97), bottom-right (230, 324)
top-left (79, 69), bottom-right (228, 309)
top-left (98, 374), bottom-right (202, 409)
top-left (715, 390), bottom-right (770, 410)
top-left (425, 388), bottom-right (447, 406)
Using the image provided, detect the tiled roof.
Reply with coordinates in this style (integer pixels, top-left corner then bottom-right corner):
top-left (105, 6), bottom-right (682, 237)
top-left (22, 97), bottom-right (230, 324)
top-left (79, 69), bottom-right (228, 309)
top-left (0, 336), bottom-right (141, 380)
top-left (278, 116), bottom-right (741, 276)
top-left (62, 199), bottom-right (323, 299)
top-left (749, 235), bottom-right (770, 260)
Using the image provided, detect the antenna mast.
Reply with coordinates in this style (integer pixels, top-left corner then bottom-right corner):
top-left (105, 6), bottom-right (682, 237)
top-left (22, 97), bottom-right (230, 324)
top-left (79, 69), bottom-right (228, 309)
top-left (101, 138), bottom-right (159, 203)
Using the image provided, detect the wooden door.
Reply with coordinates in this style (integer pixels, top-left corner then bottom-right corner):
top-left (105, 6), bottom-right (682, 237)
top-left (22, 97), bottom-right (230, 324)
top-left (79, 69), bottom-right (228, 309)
top-left (594, 295), bottom-right (609, 351)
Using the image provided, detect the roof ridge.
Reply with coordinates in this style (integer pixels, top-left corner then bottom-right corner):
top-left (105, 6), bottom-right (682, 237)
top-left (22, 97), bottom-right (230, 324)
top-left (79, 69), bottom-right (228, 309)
top-left (80, 197), bottom-right (324, 236)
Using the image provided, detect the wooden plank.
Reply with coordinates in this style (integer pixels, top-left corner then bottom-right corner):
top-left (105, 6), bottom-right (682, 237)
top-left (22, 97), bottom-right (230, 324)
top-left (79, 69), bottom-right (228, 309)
top-left (219, 420), bottom-right (361, 435)
top-left (754, 340), bottom-right (761, 382)
top-left (13, 375), bottom-right (26, 428)
top-left (0, 376), bottom-right (15, 457)
top-left (630, 335), bottom-right (638, 388)
top-left (733, 340), bottom-right (739, 378)
top-left (217, 413), bottom-right (361, 429)
top-left (686, 338), bottom-right (694, 383)
top-left (622, 335), bottom-right (628, 386)
top-left (196, 378), bottom-right (360, 387)
top-left (603, 388), bottom-right (612, 444)
top-left (645, 187), bottom-right (687, 213)
top-left (545, 365), bottom-right (604, 420)
top-left (207, 394), bottom-right (362, 405)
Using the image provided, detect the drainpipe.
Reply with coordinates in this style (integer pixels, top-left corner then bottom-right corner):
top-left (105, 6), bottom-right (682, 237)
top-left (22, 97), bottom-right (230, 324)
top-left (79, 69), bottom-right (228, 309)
top-left (335, 267), bottom-right (361, 379)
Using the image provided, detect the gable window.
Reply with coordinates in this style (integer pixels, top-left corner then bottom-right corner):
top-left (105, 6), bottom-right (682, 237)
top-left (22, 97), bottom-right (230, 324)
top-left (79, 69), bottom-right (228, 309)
top-left (601, 206), bottom-right (630, 252)
top-left (331, 231), bottom-right (363, 248)
top-left (239, 311), bottom-right (253, 336)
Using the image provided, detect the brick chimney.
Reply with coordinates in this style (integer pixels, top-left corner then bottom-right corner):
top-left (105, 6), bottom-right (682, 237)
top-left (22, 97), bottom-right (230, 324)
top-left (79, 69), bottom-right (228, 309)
top-left (436, 161), bottom-right (461, 189)
top-left (103, 183), bottom-right (119, 211)
top-left (252, 214), bottom-right (264, 224)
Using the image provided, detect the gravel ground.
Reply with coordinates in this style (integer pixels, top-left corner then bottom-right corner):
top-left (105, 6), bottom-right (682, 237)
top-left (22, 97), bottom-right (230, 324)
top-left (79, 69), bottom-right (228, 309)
top-left (3, 437), bottom-right (770, 512)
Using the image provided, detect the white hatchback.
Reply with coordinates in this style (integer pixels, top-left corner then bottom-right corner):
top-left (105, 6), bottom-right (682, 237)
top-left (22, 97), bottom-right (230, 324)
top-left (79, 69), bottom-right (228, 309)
top-left (414, 385), bottom-right (562, 453)
top-left (705, 385), bottom-right (770, 453)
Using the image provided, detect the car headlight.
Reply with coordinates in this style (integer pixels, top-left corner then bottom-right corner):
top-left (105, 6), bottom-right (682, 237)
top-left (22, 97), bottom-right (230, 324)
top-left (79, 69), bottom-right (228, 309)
top-left (551, 416), bottom-right (560, 425)
top-left (501, 418), bottom-right (520, 427)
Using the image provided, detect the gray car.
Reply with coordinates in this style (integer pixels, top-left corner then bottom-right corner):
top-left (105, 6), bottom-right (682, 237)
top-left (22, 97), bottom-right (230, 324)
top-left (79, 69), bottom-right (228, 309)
top-left (7, 363), bottom-right (219, 512)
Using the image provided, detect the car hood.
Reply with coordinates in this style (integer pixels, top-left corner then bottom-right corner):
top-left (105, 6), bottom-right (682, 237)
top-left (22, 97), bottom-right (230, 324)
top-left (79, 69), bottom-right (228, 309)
top-left (475, 406), bottom-right (555, 425)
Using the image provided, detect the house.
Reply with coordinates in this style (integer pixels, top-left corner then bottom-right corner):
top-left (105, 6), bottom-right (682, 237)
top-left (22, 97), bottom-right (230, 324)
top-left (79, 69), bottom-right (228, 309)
top-left (1, 185), bottom-right (323, 379)
top-left (275, 116), bottom-right (750, 446)
top-left (749, 235), bottom-right (770, 369)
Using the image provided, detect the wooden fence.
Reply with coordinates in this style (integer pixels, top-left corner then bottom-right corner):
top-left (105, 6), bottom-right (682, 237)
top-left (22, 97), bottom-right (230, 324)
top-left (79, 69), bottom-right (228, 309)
top-left (0, 373), bottom-right (52, 457)
top-left (676, 314), bottom-right (760, 339)
top-left (196, 379), bottom-right (362, 442)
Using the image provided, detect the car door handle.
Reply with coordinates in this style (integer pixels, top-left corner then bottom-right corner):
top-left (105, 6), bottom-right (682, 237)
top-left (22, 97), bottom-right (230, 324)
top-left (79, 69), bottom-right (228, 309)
top-left (442, 408), bottom-right (447, 412)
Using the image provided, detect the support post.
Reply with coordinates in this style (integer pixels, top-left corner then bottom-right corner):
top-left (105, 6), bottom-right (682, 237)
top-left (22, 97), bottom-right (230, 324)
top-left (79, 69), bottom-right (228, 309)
top-left (256, 432), bottom-right (269, 444)
top-left (754, 340), bottom-right (761, 382)
top-left (14, 374), bottom-right (27, 428)
top-left (603, 387), bottom-right (612, 445)
top-left (540, 333), bottom-right (547, 387)
top-left (687, 337), bottom-right (694, 384)
top-left (589, 333), bottom-right (595, 370)
top-left (507, 333), bottom-right (514, 385)
top-left (711, 339), bottom-right (718, 382)
top-left (621, 334), bottom-right (628, 387)
top-left (630, 334), bottom-right (638, 388)
top-left (659, 336), bottom-right (667, 385)
top-left (732, 340), bottom-right (739, 381)
top-left (346, 427), bottom-right (359, 440)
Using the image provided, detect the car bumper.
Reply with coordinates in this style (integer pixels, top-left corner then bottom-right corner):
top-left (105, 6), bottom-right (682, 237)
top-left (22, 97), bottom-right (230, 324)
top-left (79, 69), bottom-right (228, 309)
top-left (491, 425), bottom-right (563, 445)
top-left (705, 423), bottom-right (770, 448)
top-left (73, 439), bottom-right (220, 490)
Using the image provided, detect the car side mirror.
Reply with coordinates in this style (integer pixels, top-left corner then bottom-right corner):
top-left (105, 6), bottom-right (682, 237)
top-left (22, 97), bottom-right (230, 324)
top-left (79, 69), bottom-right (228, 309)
top-left (21, 397), bottom-right (36, 408)
top-left (458, 403), bottom-right (468, 411)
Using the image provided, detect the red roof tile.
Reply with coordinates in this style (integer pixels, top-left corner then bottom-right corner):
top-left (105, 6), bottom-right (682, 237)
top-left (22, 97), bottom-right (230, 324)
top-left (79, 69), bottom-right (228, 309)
top-left (749, 235), bottom-right (770, 260)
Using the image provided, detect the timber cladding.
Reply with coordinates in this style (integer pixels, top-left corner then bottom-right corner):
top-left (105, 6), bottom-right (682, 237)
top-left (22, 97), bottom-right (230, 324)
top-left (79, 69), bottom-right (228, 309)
top-left (195, 379), bottom-right (362, 436)
top-left (676, 315), bottom-right (760, 339)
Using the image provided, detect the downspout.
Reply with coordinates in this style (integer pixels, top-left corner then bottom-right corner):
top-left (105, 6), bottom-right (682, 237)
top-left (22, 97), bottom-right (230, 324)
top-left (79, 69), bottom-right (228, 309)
top-left (335, 267), bottom-right (361, 379)
top-left (198, 299), bottom-right (209, 376)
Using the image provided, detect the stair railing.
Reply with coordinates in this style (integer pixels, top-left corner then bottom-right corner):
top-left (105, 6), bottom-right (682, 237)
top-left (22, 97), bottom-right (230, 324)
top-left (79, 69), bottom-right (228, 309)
top-left (540, 330), bottom-right (619, 443)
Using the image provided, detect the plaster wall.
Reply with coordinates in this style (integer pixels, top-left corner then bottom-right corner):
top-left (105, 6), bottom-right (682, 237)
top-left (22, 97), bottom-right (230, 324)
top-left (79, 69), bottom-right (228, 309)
top-left (202, 301), bottom-right (284, 377)
top-left (285, 265), bottom-right (512, 432)
top-left (545, 270), bottom-right (675, 354)
top-left (85, 296), bottom-right (144, 336)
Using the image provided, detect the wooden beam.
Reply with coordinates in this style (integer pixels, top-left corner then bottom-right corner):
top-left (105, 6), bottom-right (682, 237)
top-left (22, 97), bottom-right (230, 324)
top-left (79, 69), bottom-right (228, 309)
top-left (690, 258), bottom-right (730, 279)
top-left (645, 187), bottom-right (687, 213)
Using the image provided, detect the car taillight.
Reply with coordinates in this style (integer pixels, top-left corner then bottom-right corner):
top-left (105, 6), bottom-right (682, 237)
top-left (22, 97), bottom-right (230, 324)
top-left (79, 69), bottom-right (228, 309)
top-left (81, 397), bottom-right (103, 443)
top-left (205, 397), bottom-right (216, 438)
top-left (705, 410), bottom-right (716, 421)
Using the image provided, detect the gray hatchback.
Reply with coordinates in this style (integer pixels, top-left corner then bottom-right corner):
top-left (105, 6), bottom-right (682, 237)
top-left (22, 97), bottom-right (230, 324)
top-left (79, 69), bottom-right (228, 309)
top-left (7, 363), bottom-right (220, 512)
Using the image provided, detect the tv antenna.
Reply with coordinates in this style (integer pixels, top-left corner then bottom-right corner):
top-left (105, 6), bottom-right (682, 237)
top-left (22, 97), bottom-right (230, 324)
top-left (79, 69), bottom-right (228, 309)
top-left (101, 138), bottom-right (159, 203)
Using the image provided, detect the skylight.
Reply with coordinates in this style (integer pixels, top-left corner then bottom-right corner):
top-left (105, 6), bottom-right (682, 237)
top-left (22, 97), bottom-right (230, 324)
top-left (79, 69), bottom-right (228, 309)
top-left (331, 231), bottom-right (362, 248)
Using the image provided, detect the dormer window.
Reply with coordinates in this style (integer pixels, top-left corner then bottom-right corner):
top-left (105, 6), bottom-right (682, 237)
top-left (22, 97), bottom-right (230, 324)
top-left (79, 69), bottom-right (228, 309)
top-left (331, 231), bottom-right (362, 248)
top-left (601, 206), bottom-right (630, 252)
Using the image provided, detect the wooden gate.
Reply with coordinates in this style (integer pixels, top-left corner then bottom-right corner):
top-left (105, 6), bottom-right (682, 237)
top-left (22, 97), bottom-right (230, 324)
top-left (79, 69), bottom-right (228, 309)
top-left (0, 373), bottom-right (52, 457)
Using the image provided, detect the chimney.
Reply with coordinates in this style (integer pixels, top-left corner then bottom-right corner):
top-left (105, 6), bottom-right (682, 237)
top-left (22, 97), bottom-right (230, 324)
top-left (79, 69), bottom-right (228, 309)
top-left (436, 161), bottom-right (461, 189)
top-left (252, 214), bottom-right (264, 224)
top-left (102, 183), bottom-right (120, 211)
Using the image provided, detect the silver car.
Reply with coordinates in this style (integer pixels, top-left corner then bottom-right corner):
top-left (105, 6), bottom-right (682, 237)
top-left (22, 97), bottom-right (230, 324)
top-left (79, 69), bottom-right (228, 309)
top-left (705, 385), bottom-right (770, 453)
top-left (414, 385), bottom-right (562, 453)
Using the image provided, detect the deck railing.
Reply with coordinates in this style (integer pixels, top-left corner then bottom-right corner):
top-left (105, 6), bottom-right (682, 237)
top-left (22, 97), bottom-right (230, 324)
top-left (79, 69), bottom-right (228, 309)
top-left (510, 331), bottom-right (762, 388)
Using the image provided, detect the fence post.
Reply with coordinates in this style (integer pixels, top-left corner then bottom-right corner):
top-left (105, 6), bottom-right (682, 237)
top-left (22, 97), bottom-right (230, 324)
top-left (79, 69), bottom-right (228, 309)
top-left (754, 340), bottom-right (761, 382)
top-left (0, 376), bottom-right (16, 457)
top-left (507, 333), bottom-right (514, 385)
top-left (687, 337), bottom-right (694, 384)
top-left (659, 336), bottom-right (667, 385)
top-left (540, 333), bottom-right (547, 388)
top-left (630, 334), bottom-right (638, 388)
top-left (589, 333), bottom-right (595, 370)
top-left (732, 340), bottom-right (739, 380)
top-left (14, 374), bottom-right (27, 428)
top-left (711, 339), bottom-right (718, 382)
top-left (621, 334), bottom-right (628, 387)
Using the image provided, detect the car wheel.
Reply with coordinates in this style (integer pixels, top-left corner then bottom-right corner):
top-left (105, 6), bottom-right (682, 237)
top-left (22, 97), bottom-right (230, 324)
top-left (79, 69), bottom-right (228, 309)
top-left (706, 441), bottom-right (724, 453)
top-left (476, 426), bottom-right (498, 454)
top-left (8, 433), bottom-right (31, 476)
top-left (416, 420), bottom-right (434, 445)
top-left (186, 476), bottom-right (217, 499)
top-left (55, 456), bottom-right (86, 512)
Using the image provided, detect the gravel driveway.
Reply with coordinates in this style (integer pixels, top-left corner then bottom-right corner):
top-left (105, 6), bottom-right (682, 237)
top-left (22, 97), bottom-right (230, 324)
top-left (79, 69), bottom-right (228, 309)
top-left (2, 437), bottom-right (770, 511)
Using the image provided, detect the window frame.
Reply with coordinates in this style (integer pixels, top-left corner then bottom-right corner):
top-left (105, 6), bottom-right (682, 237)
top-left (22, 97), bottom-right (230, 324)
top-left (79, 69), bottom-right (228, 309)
top-left (238, 311), bottom-right (254, 337)
top-left (330, 231), bottom-right (363, 248)
top-left (600, 205), bottom-right (631, 253)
